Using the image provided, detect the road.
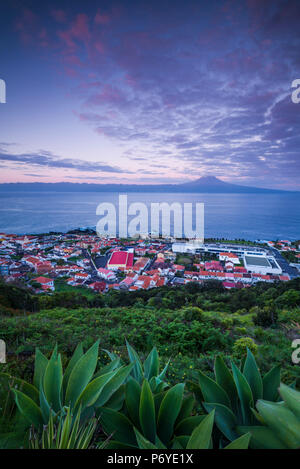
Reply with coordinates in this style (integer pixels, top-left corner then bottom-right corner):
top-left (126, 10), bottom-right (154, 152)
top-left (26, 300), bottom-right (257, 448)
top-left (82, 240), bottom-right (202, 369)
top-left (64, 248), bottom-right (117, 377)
top-left (270, 247), bottom-right (299, 279)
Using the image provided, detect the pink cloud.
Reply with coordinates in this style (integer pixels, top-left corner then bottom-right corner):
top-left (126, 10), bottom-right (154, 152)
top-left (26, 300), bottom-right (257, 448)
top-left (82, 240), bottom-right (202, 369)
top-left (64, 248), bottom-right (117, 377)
top-left (58, 13), bottom-right (91, 50)
top-left (94, 9), bottom-right (110, 25)
top-left (51, 9), bottom-right (66, 23)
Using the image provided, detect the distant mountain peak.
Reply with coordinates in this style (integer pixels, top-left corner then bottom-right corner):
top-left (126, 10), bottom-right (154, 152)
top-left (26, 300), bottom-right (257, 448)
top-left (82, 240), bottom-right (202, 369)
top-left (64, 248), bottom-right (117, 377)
top-left (183, 175), bottom-right (226, 185)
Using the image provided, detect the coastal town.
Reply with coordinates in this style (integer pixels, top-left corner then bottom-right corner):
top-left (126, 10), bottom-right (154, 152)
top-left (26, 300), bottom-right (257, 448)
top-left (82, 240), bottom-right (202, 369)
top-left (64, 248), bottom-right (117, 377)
top-left (0, 230), bottom-right (299, 295)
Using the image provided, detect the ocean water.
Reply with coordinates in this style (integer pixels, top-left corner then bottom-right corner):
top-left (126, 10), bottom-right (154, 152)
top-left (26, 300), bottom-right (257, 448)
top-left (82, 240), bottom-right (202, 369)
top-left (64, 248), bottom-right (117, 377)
top-left (0, 191), bottom-right (299, 241)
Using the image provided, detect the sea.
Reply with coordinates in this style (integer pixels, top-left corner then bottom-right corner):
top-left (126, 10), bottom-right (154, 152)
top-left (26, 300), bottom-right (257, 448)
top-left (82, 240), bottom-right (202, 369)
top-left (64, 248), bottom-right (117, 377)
top-left (0, 191), bottom-right (299, 241)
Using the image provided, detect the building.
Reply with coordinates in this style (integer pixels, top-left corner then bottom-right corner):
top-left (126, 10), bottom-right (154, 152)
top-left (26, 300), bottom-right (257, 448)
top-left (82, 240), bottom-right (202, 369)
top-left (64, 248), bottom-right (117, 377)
top-left (107, 250), bottom-right (134, 270)
top-left (34, 277), bottom-right (55, 291)
top-left (219, 252), bottom-right (240, 264)
top-left (97, 268), bottom-right (116, 281)
top-left (243, 254), bottom-right (282, 275)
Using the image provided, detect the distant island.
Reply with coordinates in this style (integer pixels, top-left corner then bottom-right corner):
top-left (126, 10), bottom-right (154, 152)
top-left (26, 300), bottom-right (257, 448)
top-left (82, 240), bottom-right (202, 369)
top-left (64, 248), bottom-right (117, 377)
top-left (0, 176), bottom-right (295, 193)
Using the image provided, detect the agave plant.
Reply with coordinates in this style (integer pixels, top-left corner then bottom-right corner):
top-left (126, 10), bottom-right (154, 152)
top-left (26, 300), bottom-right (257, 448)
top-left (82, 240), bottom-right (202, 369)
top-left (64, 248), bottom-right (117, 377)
top-left (100, 382), bottom-right (251, 450)
top-left (238, 383), bottom-right (300, 449)
top-left (3, 340), bottom-right (133, 429)
top-left (29, 406), bottom-right (99, 449)
top-left (135, 410), bottom-right (251, 449)
top-left (107, 341), bottom-right (170, 394)
top-left (191, 349), bottom-right (281, 441)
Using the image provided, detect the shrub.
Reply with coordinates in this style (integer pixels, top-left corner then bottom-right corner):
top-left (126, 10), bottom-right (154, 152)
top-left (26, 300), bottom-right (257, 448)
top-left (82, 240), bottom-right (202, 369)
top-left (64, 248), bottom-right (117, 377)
top-left (233, 337), bottom-right (258, 358)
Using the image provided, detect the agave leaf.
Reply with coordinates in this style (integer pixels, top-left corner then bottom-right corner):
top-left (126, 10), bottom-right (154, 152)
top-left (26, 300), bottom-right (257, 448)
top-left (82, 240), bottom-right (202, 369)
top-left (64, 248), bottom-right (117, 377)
top-left (104, 384), bottom-right (125, 411)
top-left (214, 355), bottom-right (237, 409)
top-left (39, 380), bottom-right (52, 423)
top-left (243, 349), bottom-right (263, 404)
top-left (62, 343), bottom-right (83, 397)
top-left (33, 348), bottom-right (48, 390)
top-left (43, 352), bottom-right (63, 413)
top-left (278, 383), bottom-right (300, 420)
top-left (198, 370), bottom-right (231, 408)
top-left (94, 357), bottom-right (120, 378)
top-left (102, 348), bottom-right (118, 361)
top-left (172, 438), bottom-right (184, 449)
top-left (224, 432), bottom-right (251, 449)
top-left (125, 378), bottom-right (141, 428)
top-left (157, 359), bottom-right (170, 381)
top-left (65, 340), bottom-right (99, 408)
top-left (74, 369), bottom-right (116, 411)
top-left (186, 409), bottom-right (215, 449)
top-left (173, 435), bottom-right (189, 448)
top-left (144, 347), bottom-right (159, 380)
top-left (203, 402), bottom-right (238, 441)
top-left (175, 394), bottom-right (195, 426)
top-left (104, 440), bottom-right (138, 449)
top-left (157, 383), bottom-right (185, 445)
top-left (95, 363), bottom-right (134, 408)
top-left (134, 427), bottom-right (157, 449)
top-left (125, 340), bottom-right (144, 383)
top-left (231, 362), bottom-right (253, 425)
top-left (100, 407), bottom-right (137, 446)
top-left (175, 415), bottom-right (206, 436)
top-left (154, 391), bottom-right (166, 416)
top-left (139, 380), bottom-right (156, 443)
top-left (1, 372), bottom-right (39, 404)
top-left (12, 389), bottom-right (43, 427)
top-left (262, 365), bottom-right (280, 402)
top-left (237, 425), bottom-right (286, 449)
top-left (256, 399), bottom-right (300, 449)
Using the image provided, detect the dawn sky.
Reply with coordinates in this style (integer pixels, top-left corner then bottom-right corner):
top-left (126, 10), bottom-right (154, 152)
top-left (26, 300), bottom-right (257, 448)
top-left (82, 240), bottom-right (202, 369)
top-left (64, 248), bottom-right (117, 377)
top-left (0, 0), bottom-right (299, 189)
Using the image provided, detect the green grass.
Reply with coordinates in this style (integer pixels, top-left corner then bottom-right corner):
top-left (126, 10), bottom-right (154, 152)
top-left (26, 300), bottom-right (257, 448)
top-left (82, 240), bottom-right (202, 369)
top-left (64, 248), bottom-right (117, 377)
top-left (54, 278), bottom-right (96, 299)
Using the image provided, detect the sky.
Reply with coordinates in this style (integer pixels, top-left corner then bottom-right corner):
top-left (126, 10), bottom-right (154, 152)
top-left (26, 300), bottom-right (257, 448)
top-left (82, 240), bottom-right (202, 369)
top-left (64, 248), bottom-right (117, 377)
top-left (0, 0), bottom-right (299, 189)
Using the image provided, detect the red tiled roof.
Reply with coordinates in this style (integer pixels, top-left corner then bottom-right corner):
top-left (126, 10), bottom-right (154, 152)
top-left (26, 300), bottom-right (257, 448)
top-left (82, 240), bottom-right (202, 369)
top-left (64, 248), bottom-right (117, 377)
top-left (35, 276), bottom-right (53, 284)
top-left (108, 251), bottom-right (134, 268)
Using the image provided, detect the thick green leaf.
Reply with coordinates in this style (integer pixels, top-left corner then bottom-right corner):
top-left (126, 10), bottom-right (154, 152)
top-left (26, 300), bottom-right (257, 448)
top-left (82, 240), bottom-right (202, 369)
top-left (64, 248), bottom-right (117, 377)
top-left (94, 357), bottom-right (120, 378)
top-left (74, 369), bottom-right (116, 411)
top-left (256, 399), bottom-right (300, 449)
top-left (144, 347), bottom-right (159, 380)
top-left (126, 340), bottom-right (143, 383)
top-left (65, 340), bottom-right (99, 408)
top-left (134, 428), bottom-right (157, 449)
top-left (12, 389), bottom-right (43, 427)
top-left (175, 415), bottom-right (205, 436)
top-left (224, 432), bottom-right (251, 449)
top-left (157, 359), bottom-right (170, 381)
top-left (243, 349), bottom-right (263, 404)
top-left (125, 378), bottom-right (141, 428)
top-left (99, 408), bottom-right (136, 446)
top-left (237, 426), bottom-right (286, 449)
top-left (139, 380), bottom-right (156, 443)
top-left (175, 395), bottom-right (195, 426)
top-left (95, 363), bottom-right (134, 407)
top-left (157, 383), bottom-right (184, 445)
top-left (198, 370), bottom-right (231, 408)
top-left (33, 348), bottom-right (48, 390)
top-left (214, 355), bottom-right (237, 409)
top-left (1, 373), bottom-right (39, 404)
top-left (39, 381), bottom-right (52, 423)
top-left (104, 384), bottom-right (125, 411)
top-left (279, 383), bottom-right (300, 419)
top-left (231, 362), bottom-right (253, 425)
top-left (262, 365), bottom-right (280, 402)
top-left (203, 402), bottom-right (238, 441)
top-left (43, 352), bottom-right (63, 412)
top-left (62, 343), bottom-right (83, 397)
top-left (186, 410), bottom-right (215, 449)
